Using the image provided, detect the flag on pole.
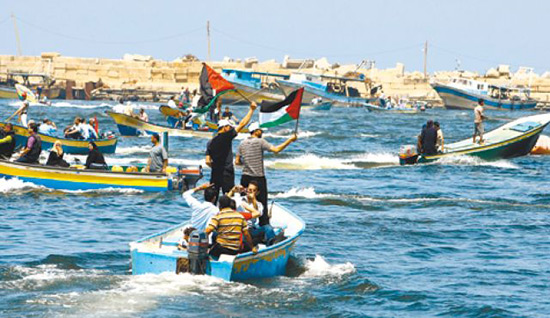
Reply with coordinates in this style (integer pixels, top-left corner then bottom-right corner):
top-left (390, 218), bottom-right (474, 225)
top-left (195, 63), bottom-right (235, 114)
top-left (259, 87), bottom-right (304, 128)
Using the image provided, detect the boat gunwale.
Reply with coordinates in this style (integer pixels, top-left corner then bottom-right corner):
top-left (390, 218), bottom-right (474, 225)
top-left (431, 82), bottom-right (538, 105)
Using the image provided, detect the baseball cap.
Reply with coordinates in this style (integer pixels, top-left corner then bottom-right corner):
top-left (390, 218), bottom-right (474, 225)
top-left (217, 119), bottom-right (231, 129)
top-left (248, 122), bottom-right (261, 132)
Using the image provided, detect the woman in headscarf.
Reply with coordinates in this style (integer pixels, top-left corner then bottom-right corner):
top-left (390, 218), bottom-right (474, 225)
top-left (85, 141), bottom-right (107, 169)
top-left (46, 141), bottom-right (70, 167)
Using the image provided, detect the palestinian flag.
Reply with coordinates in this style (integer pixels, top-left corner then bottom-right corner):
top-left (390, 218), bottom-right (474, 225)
top-left (195, 63), bottom-right (235, 114)
top-left (259, 87), bottom-right (304, 128)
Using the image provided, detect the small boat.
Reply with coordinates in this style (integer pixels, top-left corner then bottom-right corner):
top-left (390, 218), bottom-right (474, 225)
top-left (0, 159), bottom-right (202, 192)
top-left (431, 78), bottom-right (537, 110)
top-left (364, 103), bottom-right (419, 114)
top-left (107, 111), bottom-right (214, 138)
top-left (0, 121), bottom-right (118, 154)
top-left (130, 203), bottom-right (305, 281)
top-left (277, 72), bottom-right (380, 107)
top-left (302, 101), bottom-right (333, 111)
top-left (0, 85), bottom-right (18, 99)
top-left (399, 113), bottom-right (550, 165)
top-left (221, 69), bottom-right (289, 103)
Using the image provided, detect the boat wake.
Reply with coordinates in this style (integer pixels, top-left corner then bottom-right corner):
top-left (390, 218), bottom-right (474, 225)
top-left (266, 152), bottom-right (398, 170)
top-left (273, 187), bottom-right (328, 199)
top-left (300, 255), bottom-right (356, 278)
top-left (263, 129), bottom-right (322, 139)
top-left (434, 155), bottom-right (519, 169)
top-left (0, 177), bottom-right (44, 194)
top-left (115, 146), bottom-right (152, 155)
top-left (0, 177), bottom-right (144, 196)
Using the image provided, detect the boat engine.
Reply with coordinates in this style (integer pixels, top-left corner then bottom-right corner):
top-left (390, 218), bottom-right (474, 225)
top-left (398, 145), bottom-right (419, 165)
top-left (173, 165), bottom-right (203, 192)
top-left (188, 231), bottom-right (209, 275)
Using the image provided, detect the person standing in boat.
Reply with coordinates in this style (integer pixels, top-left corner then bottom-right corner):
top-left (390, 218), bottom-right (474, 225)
top-left (434, 121), bottom-right (444, 153)
top-left (420, 120), bottom-right (438, 156)
top-left (235, 122), bottom-right (298, 226)
top-left (473, 99), bottom-right (487, 144)
top-left (0, 123), bottom-right (16, 160)
top-left (7, 92), bottom-right (30, 127)
top-left (16, 123), bottom-right (42, 164)
top-left (144, 133), bottom-right (168, 173)
top-left (205, 102), bottom-right (257, 202)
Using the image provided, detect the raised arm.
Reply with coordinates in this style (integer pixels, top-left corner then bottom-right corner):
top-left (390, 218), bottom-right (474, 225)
top-left (269, 134), bottom-right (298, 154)
top-left (236, 102), bottom-right (257, 133)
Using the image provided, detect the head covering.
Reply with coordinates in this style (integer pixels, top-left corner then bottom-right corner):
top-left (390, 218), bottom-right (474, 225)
top-left (217, 119), bottom-right (231, 129)
top-left (248, 122), bottom-right (261, 133)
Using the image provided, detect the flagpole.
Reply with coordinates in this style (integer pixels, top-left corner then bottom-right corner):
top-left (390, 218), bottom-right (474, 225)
top-left (235, 90), bottom-right (253, 103)
top-left (293, 114), bottom-right (300, 135)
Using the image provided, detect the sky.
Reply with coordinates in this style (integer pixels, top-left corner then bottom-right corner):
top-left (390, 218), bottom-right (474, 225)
top-left (0, 0), bottom-right (548, 74)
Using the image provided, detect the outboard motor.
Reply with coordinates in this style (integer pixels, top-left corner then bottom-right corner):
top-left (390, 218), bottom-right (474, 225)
top-left (398, 145), bottom-right (419, 165)
top-left (188, 231), bottom-right (209, 275)
top-left (175, 165), bottom-right (203, 192)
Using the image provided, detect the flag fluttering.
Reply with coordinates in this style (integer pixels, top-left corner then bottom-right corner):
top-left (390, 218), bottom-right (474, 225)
top-left (195, 63), bottom-right (235, 114)
top-left (259, 87), bottom-right (304, 128)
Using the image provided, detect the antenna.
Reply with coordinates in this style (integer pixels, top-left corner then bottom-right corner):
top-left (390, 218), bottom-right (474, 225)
top-left (11, 13), bottom-right (22, 56)
top-left (423, 41), bottom-right (428, 80)
top-left (206, 21), bottom-right (211, 62)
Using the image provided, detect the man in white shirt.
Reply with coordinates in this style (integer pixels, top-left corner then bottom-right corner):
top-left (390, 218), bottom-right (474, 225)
top-left (182, 183), bottom-right (219, 233)
top-left (79, 119), bottom-right (98, 140)
top-left (473, 99), bottom-right (487, 144)
top-left (167, 96), bottom-right (177, 108)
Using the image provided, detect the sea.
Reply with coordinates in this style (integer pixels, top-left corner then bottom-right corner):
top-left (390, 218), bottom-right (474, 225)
top-left (1, 99), bottom-right (549, 317)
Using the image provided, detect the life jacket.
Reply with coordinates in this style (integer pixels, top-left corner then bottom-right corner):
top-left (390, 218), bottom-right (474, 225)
top-left (0, 131), bottom-right (16, 158)
top-left (26, 134), bottom-right (42, 162)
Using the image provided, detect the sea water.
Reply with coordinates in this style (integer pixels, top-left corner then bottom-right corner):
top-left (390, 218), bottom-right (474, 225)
top-left (1, 100), bottom-right (549, 317)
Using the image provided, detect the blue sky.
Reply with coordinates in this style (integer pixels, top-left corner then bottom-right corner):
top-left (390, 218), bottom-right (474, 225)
top-left (0, 0), bottom-right (547, 73)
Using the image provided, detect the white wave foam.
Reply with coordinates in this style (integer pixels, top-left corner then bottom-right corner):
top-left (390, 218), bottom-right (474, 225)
top-left (115, 146), bottom-right (152, 155)
top-left (0, 177), bottom-right (42, 194)
top-left (272, 187), bottom-right (328, 199)
top-left (358, 133), bottom-right (380, 138)
top-left (266, 153), bottom-right (357, 170)
top-left (2, 265), bottom-right (107, 291)
top-left (264, 129), bottom-right (321, 139)
top-left (346, 152), bottom-right (399, 165)
top-left (302, 255), bottom-right (355, 278)
top-left (64, 187), bottom-right (144, 195)
top-left (435, 155), bottom-right (519, 169)
top-left (8, 101), bottom-right (111, 109)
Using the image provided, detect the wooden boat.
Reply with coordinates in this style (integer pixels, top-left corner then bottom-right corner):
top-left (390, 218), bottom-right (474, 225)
top-left (158, 106), bottom-right (250, 133)
top-left (399, 113), bottom-right (550, 165)
top-left (221, 69), bottom-right (288, 103)
top-left (130, 203), bottom-right (305, 281)
top-left (0, 121), bottom-right (118, 154)
top-left (106, 111), bottom-right (214, 138)
top-left (0, 85), bottom-right (18, 99)
top-left (431, 78), bottom-right (537, 110)
top-left (0, 159), bottom-right (202, 192)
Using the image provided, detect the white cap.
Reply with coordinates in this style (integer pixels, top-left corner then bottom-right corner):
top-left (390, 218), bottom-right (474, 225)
top-left (217, 119), bottom-right (231, 129)
top-left (248, 122), bottom-right (261, 132)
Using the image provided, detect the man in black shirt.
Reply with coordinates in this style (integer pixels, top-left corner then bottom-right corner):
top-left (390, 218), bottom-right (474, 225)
top-left (206, 101), bottom-right (256, 201)
top-left (420, 120), bottom-right (438, 156)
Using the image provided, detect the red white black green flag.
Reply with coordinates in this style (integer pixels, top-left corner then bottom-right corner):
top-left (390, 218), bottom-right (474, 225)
top-left (259, 87), bottom-right (304, 128)
top-left (195, 63), bottom-right (235, 113)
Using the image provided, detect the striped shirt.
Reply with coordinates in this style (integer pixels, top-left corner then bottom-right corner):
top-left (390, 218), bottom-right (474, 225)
top-left (206, 209), bottom-right (248, 251)
top-left (237, 137), bottom-right (273, 177)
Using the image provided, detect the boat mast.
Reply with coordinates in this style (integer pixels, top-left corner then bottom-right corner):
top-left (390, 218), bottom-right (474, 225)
top-left (423, 41), bottom-right (428, 80)
top-left (207, 20), bottom-right (211, 62)
top-left (11, 13), bottom-right (22, 56)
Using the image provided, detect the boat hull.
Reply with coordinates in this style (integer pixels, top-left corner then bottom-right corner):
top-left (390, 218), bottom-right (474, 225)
top-left (0, 122), bottom-right (117, 154)
top-left (277, 80), bottom-right (374, 107)
top-left (302, 102), bottom-right (333, 111)
top-left (0, 85), bottom-right (18, 99)
top-left (225, 82), bottom-right (285, 103)
top-left (107, 111), bottom-right (213, 138)
top-left (130, 203), bottom-right (305, 281)
top-left (432, 83), bottom-right (537, 110)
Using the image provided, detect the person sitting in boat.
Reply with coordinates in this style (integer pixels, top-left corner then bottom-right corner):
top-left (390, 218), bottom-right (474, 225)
top-left (64, 117), bottom-right (83, 139)
top-left (138, 108), bottom-right (149, 122)
top-left (46, 141), bottom-right (69, 167)
top-left (420, 120), bottom-right (438, 156)
top-left (7, 92), bottom-right (30, 127)
top-left (227, 182), bottom-right (276, 246)
top-left (79, 118), bottom-right (98, 140)
top-left (0, 123), bottom-right (16, 160)
top-left (16, 123), bottom-right (42, 164)
top-left (167, 96), bottom-right (177, 108)
top-left (182, 183), bottom-right (219, 234)
top-left (85, 141), bottom-right (107, 169)
top-left (221, 107), bottom-right (239, 124)
top-left (434, 121), bottom-right (444, 153)
top-left (205, 195), bottom-right (257, 258)
top-left (174, 110), bottom-right (193, 129)
top-left (39, 118), bottom-right (57, 135)
top-left (144, 133), bottom-right (168, 173)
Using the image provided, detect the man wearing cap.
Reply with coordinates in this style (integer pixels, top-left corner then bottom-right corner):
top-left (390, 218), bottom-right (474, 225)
top-left (205, 102), bottom-right (257, 201)
top-left (144, 133), bottom-right (168, 173)
top-left (236, 122), bottom-right (298, 226)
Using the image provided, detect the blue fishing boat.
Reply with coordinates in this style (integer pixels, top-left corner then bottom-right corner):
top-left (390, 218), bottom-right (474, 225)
top-left (431, 78), bottom-right (537, 110)
top-left (130, 203), bottom-right (305, 281)
top-left (0, 121), bottom-right (118, 154)
top-left (221, 69), bottom-right (289, 103)
top-left (277, 73), bottom-right (380, 107)
top-left (302, 101), bottom-right (333, 111)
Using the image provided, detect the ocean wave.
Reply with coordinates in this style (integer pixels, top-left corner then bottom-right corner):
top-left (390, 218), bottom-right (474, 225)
top-left (0, 177), bottom-right (44, 194)
top-left (115, 146), bottom-right (152, 155)
top-left (266, 153), bottom-right (358, 170)
top-left (346, 152), bottom-right (399, 165)
top-left (301, 255), bottom-right (356, 278)
top-left (434, 155), bottom-right (519, 169)
top-left (263, 129), bottom-right (321, 139)
top-left (272, 187), bottom-right (328, 199)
